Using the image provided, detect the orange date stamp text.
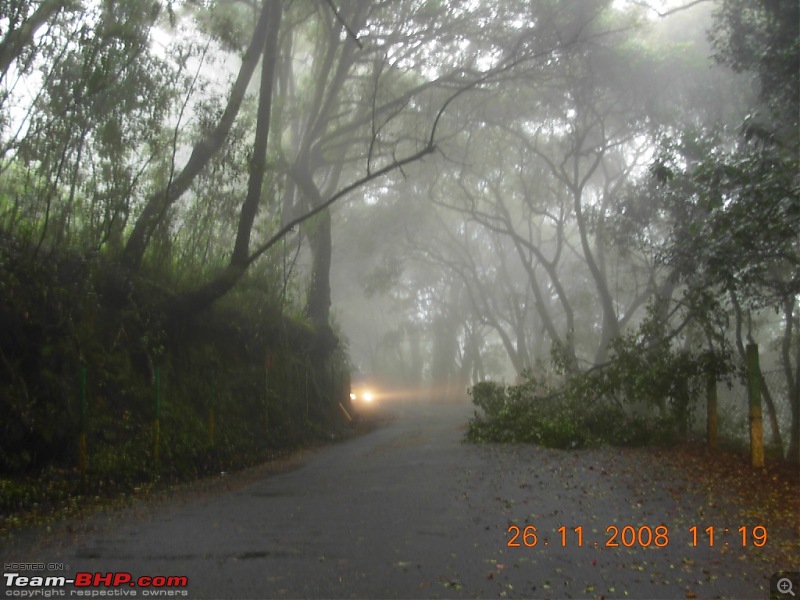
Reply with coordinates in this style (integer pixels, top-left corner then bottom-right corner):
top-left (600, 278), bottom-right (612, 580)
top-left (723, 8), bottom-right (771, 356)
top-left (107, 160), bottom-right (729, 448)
top-left (506, 525), bottom-right (767, 548)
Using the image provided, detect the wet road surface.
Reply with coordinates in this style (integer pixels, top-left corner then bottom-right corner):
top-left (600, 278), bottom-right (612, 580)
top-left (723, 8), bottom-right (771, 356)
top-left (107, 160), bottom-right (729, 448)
top-left (1, 400), bottom-right (784, 598)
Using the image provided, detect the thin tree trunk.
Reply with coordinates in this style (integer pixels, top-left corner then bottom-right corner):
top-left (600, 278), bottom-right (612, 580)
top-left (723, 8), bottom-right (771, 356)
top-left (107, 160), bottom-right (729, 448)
top-left (791, 338), bottom-right (800, 464)
top-left (706, 366), bottom-right (717, 449)
top-left (570, 179), bottom-right (619, 364)
top-left (122, 0), bottom-right (275, 270)
top-left (783, 298), bottom-right (800, 463)
top-left (167, 0), bottom-right (281, 315)
top-left (0, 0), bottom-right (71, 81)
top-left (732, 287), bottom-right (784, 456)
top-left (759, 373), bottom-right (784, 456)
top-left (747, 343), bottom-right (765, 468)
top-left (290, 160), bottom-right (342, 341)
top-left (306, 208), bottom-right (333, 329)
top-left (231, 1), bottom-right (281, 268)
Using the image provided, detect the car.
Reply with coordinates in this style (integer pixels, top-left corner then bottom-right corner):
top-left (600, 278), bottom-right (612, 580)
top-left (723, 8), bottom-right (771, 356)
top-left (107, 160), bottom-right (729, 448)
top-left (350, 382), bottom-right (378, 408)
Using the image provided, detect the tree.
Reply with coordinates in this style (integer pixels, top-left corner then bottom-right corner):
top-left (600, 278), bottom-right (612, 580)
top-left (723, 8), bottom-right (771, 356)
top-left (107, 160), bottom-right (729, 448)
top-left (121, 0), bottom-right (278, 271)
top-left (647, 128), bottom-right (800, 460)
top-left (647, 0), bottom-right (800, 461)
top-left (1, 0), bottom-right (174, 257)
top-left (710, 0), bottom-right (799, 137)
top-left (424, 2), bottom-right (689, 368)
top-left (0, 0), bottom-right (80, 82)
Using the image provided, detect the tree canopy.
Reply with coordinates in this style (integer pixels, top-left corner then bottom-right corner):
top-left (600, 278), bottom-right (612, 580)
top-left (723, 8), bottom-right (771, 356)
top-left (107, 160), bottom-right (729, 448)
top-left (1, 0), bottom-right (798, 467)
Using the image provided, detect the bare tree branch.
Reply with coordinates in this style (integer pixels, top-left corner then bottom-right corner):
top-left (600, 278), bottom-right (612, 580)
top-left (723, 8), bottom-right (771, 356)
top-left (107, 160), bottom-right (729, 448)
top-left (246, 142), bottom-right (436, 267)
top-left (320, 0), bottom-right (363, 49)
top-left (628, 0), bottom-right (711, 18)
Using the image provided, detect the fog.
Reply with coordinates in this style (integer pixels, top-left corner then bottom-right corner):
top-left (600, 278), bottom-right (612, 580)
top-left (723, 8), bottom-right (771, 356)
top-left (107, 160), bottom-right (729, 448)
top-left (322, 0), bottom-right (751, 390)
top-left (1, 0), bottom-right (798, 467)
top-left (1, 5), bottom-right (798, 597)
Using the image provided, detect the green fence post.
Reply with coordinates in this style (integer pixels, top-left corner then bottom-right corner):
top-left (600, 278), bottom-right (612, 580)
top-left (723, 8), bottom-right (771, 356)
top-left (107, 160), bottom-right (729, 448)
top-left (746, 343), bottom-right (764, 468)
top-left (153, 367), bottom-right (161, 471)
top-left (79, 365), bottom-right (88, 493)
top-left (209, 369), bottom-right (215, 448)
top-left (331, 360), bottom-right (336, 405)
top-left (265, 353), bottom-right (275, 439)
top-left (706, 365), bottom-right (718, 450)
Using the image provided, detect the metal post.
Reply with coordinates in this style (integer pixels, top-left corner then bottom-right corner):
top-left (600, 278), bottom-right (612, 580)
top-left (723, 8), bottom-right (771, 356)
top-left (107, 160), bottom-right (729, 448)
top-left (79, 365), bottom-right (87, 492)
top-left (265, 353), bottom-right (274, 438)
top-left (331, 360), bottom-right (337, 405)
top-left (746, 343), bottom-right (764, 468)
top-left (705, 362), bottom-right (717, 450)
top-left (209, 369), bottom-right (215, 448)
top-left (153, 367), bottom-right (161, 471)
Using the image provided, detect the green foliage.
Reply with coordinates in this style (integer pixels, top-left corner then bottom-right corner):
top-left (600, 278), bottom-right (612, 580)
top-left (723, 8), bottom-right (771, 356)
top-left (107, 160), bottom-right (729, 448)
top-left (0, 0), bottom-right (177, 259)
top-left (467, 373), bottom-right (677, 450)
top-left (710, 0), bottom-right (799, 129)
top-left (642, 129), bottom-right (800, 312)
top-left (467, 375), bottom-right (592, 449)
top-left (468, 308), bottom-right (734, 449)
top-left (468, 381), bottom-right (506, 418)
top-left (467, 375), bottom-right (681, 450)
top-left (0, 233), bottom-right (355, 516)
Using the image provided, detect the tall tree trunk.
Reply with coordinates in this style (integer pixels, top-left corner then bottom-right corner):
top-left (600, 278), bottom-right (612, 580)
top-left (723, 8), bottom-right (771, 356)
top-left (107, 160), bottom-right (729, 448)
top-left (783, 298), bottom-right (800, 463)
top-left (167, 0), bottom-right (281, 316)
top-left (747, 343), bottom-right (765, 468)
top-left (759, 374), bottom-right (784, 455)
top-left (306, 209), bottom-right (333, 330)
top-left (291, 161), bottom-right (342, 355)
top-left (0, 0), bottom-right (72, 81)
top-left (475, 197), bottom-right (576, 368)
top-left (790, 337), bottom-right (800, 464)
top-left (576, 193), bottom-right (619, 364)
top-left (408, 325), bottom-right (424, 386)
top-left (706, 365), bottom-right (718, 449)
top-left (568, 134), bottom-right (617, 364)
top-left (231, 1), bottom-right (281, 268)
top-left (122, 0), bottom-right (275, 270)
top-left (731, 287), bottom-right (784, 455)
top-left (430, 284), bottom-right (462, 400)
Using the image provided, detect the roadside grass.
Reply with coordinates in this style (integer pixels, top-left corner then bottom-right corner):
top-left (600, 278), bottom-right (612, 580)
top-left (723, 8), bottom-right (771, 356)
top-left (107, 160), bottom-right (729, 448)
top-left (0, 418), bottom-right (378, 549)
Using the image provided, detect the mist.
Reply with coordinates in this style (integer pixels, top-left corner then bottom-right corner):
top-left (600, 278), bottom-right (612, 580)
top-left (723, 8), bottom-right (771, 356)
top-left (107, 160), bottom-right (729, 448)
top-left (1, 0), bottom-right (798, 554)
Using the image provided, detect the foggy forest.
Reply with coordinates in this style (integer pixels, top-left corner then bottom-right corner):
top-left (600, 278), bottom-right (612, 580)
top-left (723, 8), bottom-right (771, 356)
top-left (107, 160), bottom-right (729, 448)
top-left (0, 0), bottom-right (798, 596)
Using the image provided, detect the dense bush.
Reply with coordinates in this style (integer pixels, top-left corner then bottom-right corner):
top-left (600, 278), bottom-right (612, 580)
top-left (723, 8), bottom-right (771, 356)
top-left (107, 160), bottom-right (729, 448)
top-left (0, 234), bottom-right (354, 514)
top-left (467, 378), bottom-right (679, 449)
top-left (466, 325), bottom-right (727, 449)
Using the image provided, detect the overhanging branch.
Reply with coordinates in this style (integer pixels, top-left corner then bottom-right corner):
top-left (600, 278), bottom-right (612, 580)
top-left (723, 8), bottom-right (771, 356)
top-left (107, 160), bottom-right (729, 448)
top-left (246, 142), bottom-right (436, 266)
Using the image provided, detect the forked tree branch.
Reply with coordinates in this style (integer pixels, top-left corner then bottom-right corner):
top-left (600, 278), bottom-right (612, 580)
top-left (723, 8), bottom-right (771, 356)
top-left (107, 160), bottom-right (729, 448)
top-left (245, 37), bottom-right (556, 267)
top-left (320, 0), bottom-right (363, 49)
top-left (628, 0), bottom-right (711, 18)
top-left (245, 142), bottom-right (436, 266)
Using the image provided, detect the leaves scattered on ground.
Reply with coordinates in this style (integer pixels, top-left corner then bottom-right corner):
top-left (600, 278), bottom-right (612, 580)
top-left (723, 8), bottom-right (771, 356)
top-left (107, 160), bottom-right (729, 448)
top-left (640, 442), bottom-right (800, 569)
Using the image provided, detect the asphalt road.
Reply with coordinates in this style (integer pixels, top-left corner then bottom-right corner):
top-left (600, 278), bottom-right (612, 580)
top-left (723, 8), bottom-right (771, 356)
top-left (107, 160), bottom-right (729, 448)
top-left (1, 400), bottom-right (786, 599)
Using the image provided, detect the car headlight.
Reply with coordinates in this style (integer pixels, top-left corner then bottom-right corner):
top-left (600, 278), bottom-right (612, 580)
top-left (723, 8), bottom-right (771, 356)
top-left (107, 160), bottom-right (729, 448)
top-left (351, 389), bottom-right (375, 403)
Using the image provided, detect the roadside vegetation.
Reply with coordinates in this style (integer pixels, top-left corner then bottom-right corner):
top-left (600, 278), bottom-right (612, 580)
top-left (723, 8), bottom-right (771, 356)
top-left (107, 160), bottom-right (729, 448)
top-left (0, 228), bottom-right (354, 527)
top-left (0, 0), bottom-right (797, 533)
top-left (463, 0), bottom-right (798, 463)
